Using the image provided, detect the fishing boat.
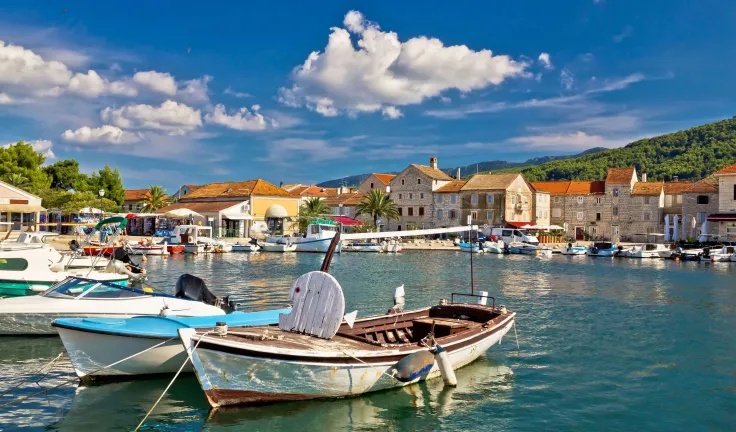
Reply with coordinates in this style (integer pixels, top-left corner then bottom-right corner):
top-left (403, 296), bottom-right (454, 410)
top-left (269, 220), bottom-right (342, 253)
top-left (343, 242), bottom-right (384, 253)
top-left (458, 242), bottom-right (484, 253)
top-left (587, 242), bottom-right (618, 257)
top-left (0, 275), bottom-right (234, 335)
top-left (166, 225), bottom-right (231, 254)
top-left (624, 243), bottom-right (670, 258)
top-left (700, 245), bottom-right (736, 262)
top-left (560, 243), bottom-right (587, 255)
top-left (53, 278), bottom-right (290, 378)
top-left (260, 242), bottom-right (297, 252)
top-left (180, 270), bottom-right (515, 408)
top-left (507, 242), bottom-right (542, 256)
top-left (128, 243), bottom-right (167, 256)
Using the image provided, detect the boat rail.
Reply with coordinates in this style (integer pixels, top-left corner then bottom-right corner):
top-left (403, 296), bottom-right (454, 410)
top-left (450, 292), bottom-right (496, 308)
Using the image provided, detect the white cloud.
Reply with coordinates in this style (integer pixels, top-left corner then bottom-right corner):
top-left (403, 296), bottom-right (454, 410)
top-left (3, 139), bottom-right (56, 159)
top-left (204, 104), bottom-right (270, 131)
top-left (132, 71), bottom-right (178, 95)
top-left (101, 100), bottom-right (202, 135)
top-left (613, 25), bottom-right (633, 43)
top-left (107, 79), bottom-right (138, 97)
top-left (279, 10), bottom-right (528, 118)
top-left (36, 48), bottom-right (90, 68)
top-left (224, 87), bottom-right (253, 98)
top-left (179, 75), bottom-right (212, 103)
top-left (0, 93), bottom-right (13, 104)
top-left (0, 41), bottom-right (72, 89)
top-left (538, 53), bottom-right (553, 69)
top-left (68, 70), bottom-right (106, 97)
top-left (588, 73), bottom-right (645, 93)
top-left (382, 106), bottom-right (403, 119)
top-left (560, 68), bottom-right (574, 91)
top-left (61, 125), bottom-right (144, 144)
top-left (509, 131), bottom-right (628, 150)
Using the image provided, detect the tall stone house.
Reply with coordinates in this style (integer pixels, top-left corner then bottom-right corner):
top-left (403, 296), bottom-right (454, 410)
top-left (708, 163), bottom-right (736, 239)
top-left (605, 168), bottom-right (638, 242)
top-left (387, 157), bottom-right (453, 231)
top-left (531, 189), bottom-right (551, 227)
top-left (682, 179), bottom-right (719, 239)
top-left (628, 181), bottom-right (665, 240)
top-left (530, 180), bottom-right (608, 240)
top-left (357, 174), bottom-right (395, 193)
top-left (433, 180), bottom-right (466, 228)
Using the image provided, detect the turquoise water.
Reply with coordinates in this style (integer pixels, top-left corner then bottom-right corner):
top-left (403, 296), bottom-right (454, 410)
top-left (1, 252), bottom-right (735, 431)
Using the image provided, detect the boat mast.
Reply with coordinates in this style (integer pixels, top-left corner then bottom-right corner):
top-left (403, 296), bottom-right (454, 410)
top-left (468, 215), bottom-right (474, 295)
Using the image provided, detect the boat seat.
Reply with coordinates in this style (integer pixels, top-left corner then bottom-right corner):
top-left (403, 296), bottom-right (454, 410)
top-left (411, 318), bottom-right (471, 339)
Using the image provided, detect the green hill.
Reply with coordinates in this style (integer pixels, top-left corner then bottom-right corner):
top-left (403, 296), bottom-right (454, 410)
top-left (509, 116), bottom-right (736, 182)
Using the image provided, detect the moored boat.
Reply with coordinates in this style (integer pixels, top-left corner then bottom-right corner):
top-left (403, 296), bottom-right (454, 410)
top-left (560, 243), bottom-right (587, 255)
top-left (458, 242), bottom-right (484, 253)
top-left (624, 243), bottom-right (670, 258)
top-left (261, 242), bottom-right (297, 252)
top-left (483, 240), bottom-right (504, 254)
top-left (508, 242), bottom-right (541, 255)
top-left (587, 242), bottom-right (618, 257)
top-left (343, 242), bottom-right (384, 253)
top-left (269, 220), bottom-right (342, 253)
top-left (231, 242), bottom-right (260, 252)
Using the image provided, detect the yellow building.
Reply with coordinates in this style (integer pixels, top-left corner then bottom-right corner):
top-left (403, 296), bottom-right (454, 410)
top-left (156, 179), bottom-right (300, 238)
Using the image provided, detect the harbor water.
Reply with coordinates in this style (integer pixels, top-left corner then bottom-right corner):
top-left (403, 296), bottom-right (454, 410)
top-left (1, 252), bottom-right (735, 431)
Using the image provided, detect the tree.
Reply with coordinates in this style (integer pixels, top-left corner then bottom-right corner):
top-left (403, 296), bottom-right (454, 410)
top-left (142, 185), bottom-right (170, 212)
top-left (43, 159), bottom-right (88, 191)
top-left (355, 189), bottom-right (399, 228)
top-left (0, 141), bottom-right (51, 193)
top-left (88, 165), bottom-right (125, 205)
top-left (3, 173), bottom-right (30, 189)
top-left (297, 197), bottom-right (331, 232)
top-left (38, 189), bottom-right (120, 213)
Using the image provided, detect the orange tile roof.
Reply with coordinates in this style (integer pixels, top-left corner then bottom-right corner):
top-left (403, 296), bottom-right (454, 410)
top-left (606, 168), bottom-right (636, 185)
top-left (410, 164), bottom-right (453, 180)
top-left (684, 179), bottom-right (719, 193)
top-left (125, 189), bottom-right (150, 201)
top-left (156, 201), bottom-right (242, 213)
top-left (714, 162), bottom-right (736, 175)
top-left (372, 173), bottom-right (396, 185)
top-left (663, 182), bottom-right (695, 194)
top-left (184, 184), bottom-right (201, 191)
top-left (323, 192), bottom-right (366, 207)
top-left (181, 180), bottom-right (297, 200)
top-left (289, 185), bottom-right (339, 197)
top-left (530, 181), bottom-right (604, 195)
top-left (631, 182), bottom-right (664, 196)
top-left (435, 180), bottom-right (467, 193)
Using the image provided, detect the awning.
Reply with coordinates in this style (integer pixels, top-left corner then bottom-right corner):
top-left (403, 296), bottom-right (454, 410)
top-left (0, 204), bottom-right (45, 212)
top-left (265, 204), bottom-right (288, 218)
top-left (222, 213), bottom-right (253, 220)
top-left (707, 214), bottom-right (736, 222)
top-left (325, 215), bottom-right (363, 226)
top-left (506, 221), bottom-right (532, 228)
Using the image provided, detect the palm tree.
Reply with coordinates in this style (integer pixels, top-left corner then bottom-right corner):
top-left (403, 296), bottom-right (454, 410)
top-left (355, 189), bottom-right (399, 229)
top-left (142, 185), bottom-right (170, 212)
top-left (297, 197), bottom-right (331, 232)
top-left (4, 173), bottom-right (30, 189)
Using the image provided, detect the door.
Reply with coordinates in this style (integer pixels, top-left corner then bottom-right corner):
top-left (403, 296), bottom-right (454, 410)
top-left (575, 227), bottom-right (585, 240)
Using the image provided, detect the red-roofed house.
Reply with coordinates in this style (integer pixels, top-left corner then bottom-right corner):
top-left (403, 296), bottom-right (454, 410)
top-left (709, 162), bottom-right (736, 239)
top-left (530, 180), bottom-right (607, 240)
top-left (171, 184), bottom-right (202, 201)
top-left (123, 189), bottom-right (151, 212)
top-left (357, 174), bottom-right (396, 193)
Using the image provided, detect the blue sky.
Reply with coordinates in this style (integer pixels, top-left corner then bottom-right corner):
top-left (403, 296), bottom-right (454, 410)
top-left (1, 1), bottom-right (734, 191)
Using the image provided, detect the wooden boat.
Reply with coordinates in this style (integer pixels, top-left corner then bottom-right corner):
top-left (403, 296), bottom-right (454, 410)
top-left (180, 269), bottom-right (515, 408)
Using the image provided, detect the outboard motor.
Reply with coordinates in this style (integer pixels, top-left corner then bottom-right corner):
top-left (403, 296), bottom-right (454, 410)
top-left (108, 248), bottom-right (146, 287)
top-left (175, 274), bottom-right (235, 312)
top-left (68, 239), bottom-right (80, 252)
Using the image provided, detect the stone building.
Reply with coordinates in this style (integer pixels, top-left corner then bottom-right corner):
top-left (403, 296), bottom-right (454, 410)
top-left (123, 189), bottom-right (150, 212)
top-left (433, 180), bottom-right (466, 228)
top-left (322, 192), bottom-right (374, 225)
top-left (708, 163), bottom-right (736, 239)
top-left (387, 157), bottom-right (453, 231)
top-left (458, 173), bottom-right (534, 232)
top-left (681, 179), bottom-right (719, 239)
top-left (605, 168), bottom-right (639, 242)
top-left (627, 181), bottom-right (665, 240)
top-left (357, 174), bottom-right (395, 193)
top-left (532, 189), bottom-right (551, 227)
top-left (530, 180), bottom-right (607, 240)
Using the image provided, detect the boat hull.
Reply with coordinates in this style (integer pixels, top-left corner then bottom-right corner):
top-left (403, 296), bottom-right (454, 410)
top-left (129, 246), bottom-right (166, 255)
top-left (293, 237), bottom-right (342, 253)
top-left (0, 277), bottom-right (128, 298)
top-left (560, 248), bottom-right (586, 255)
top-left (183, 315), bottom-right (514, 407)
top-left (343, 243), bottom-right (384, 253)
top-left (83, 246), bottom-right (117, 256)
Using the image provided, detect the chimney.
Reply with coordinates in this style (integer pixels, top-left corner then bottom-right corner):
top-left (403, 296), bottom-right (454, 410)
top-left (642, 173), bottom-right (647, 182)
top-left (430, 156), bottom-right (438, 170)
top-left (673, 175), bottom-right (679, 182)
top-left (456, 168), bottom-right (461, 180)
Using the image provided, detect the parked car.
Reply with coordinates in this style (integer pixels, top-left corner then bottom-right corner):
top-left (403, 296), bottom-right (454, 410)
top-left (490, 228), bottom-right (539, 245)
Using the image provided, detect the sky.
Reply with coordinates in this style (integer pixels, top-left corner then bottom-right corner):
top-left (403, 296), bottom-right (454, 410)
top-left (1, 1), bottom-right (735, 191)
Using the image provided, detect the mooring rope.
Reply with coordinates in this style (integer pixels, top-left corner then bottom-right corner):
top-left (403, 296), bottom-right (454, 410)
top-left (513, 320), bottom-right (521, 353)
top-left (0, 337), bottom-right (175, 409)
top-left (134, 331), bottom-right (212, 431)
top-left (0, 352), bottom-right (64, 397)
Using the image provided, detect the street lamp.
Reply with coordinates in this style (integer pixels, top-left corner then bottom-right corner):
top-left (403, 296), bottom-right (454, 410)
top-left (338, 203), bottom-right (344, 233)
top-left (98, 189), bottom-right (105, 218)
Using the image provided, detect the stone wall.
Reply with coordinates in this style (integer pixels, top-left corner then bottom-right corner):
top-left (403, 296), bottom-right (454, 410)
top-left (459, 191), bottom-right (507, 230)
top-left (434, 193), bottom-right (462, 227)
top-left (682, 192), bottom-right (719, 238)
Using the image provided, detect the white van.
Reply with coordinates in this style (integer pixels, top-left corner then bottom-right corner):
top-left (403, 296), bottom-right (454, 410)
top-left (490, 227), bottom-right (539, 245)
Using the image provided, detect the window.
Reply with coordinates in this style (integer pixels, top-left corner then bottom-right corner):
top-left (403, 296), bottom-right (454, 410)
top-left (577, 196), bottom-right (584, 204)
top-left (726, 223), bottom-right (736, 234)
top-left (449, 209), bottom-right (457, 219)
top-left (0, 258), bottom-right (28, 271)
top-left (595, 197), bottom-right (601, 204)
top-left (437, 209), bottom-right (443, 219)
top-left (419, 207), bottom-right (424, 216)
top-left (398, 207), bottom-right (403, 216)
top-left (486, 194), bottom-right (494, 204)
top-left (644, 196), bottom-right (650, 205)
top-left (555, 196), bottom-right (562, 203)
top-left (451, 194), bottom-right (457, 204)
top-left (370, 182), bottom-right (374, 189)
top-left (613, 188), bottom-right (620, 197)
top-left (511, 195), bottom-right (517, 205)
top-left (613, 207), bottom-right (619, 216)
top-left (408, 207), bottom-right (414, 216)
top-left (398, 225), bottom-right (402, 231)
top-left (665, 195), bottom-right (672, 206)
top-left (471, 210), bottom-right (478, 220)
top-left (552, 208), bottom-right (562, 218)
top-left (420, 193), bottom-right (424, 199)
top-left (409, 193), bottom-right (413, 199)
top-left (510, 212), bottom-right (516, 221)
top-left (417, 178), bottom-right (421, 185)
top-left (697, 195), bottom-right (709, 205)
top-left (399, 193), bottom-right (403, 199)
top-left (435, 194), bottom-right (442, 204)
top-left (401, 179), bottom-right (405, 185)
top-left (471, 194), bottom-right (478, 204)
top-left (596, 213), bottom-right (601, 221)
top-left (698, 212), bottom-right (707, 223)
top-left (486, 210), bottom-right (494, 220)
top-left (644, 212), bottom-right (650, 221)
top-left (576, 211), bottom-right (584, 220)
top-left (676, 195), bottom-right (682, 204)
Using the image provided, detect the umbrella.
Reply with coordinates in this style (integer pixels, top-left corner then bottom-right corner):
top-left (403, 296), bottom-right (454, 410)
top-left (162, 208), bottom-right (203, 219)
top-left (673, 215), bottom-right (679, 241)
top-left (664, 215), bottom-right (670, 242)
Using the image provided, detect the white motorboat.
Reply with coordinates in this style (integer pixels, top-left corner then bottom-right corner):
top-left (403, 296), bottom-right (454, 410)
top-left (587, 242), bottom-right (619, 257)
top-left (0, 246), bottom-right (128, 298)
top-left (127, 243), bottom-right (168, 256)
top-left (0, 275), bottom-right (230, 335)
top-left (179, 270), bottom-right (515, 408)
top-left (458, 242), bottom-right (484, 253)
top-left (0, 232), bottom-right (107, 269)
top-left (166, 225), bottom-right (231, 254)
top-left (269, 220), bottom-right (342, 253)
top-left (483, 240), bottom-right (504, 254)
top-left (508, 242), bottom-right (548, 256)
top-left (624, 243), bottom-right (670, 258)
top-left (560, 243), bottom-right (587, 255)
top-left (231, 242), bottom-right (260, 252)
top-left (383, 240), bottom-right (403, 253)
top-left (261, 242), bottom-right (297, 252)
top-left (700, 245), bottom-right (736, 262)
top-left (343, 242), bottom-right (384, 253)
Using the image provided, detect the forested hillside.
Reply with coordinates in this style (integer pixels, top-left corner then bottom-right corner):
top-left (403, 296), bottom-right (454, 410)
top-left (512, 117), bottom-right (736, 182)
